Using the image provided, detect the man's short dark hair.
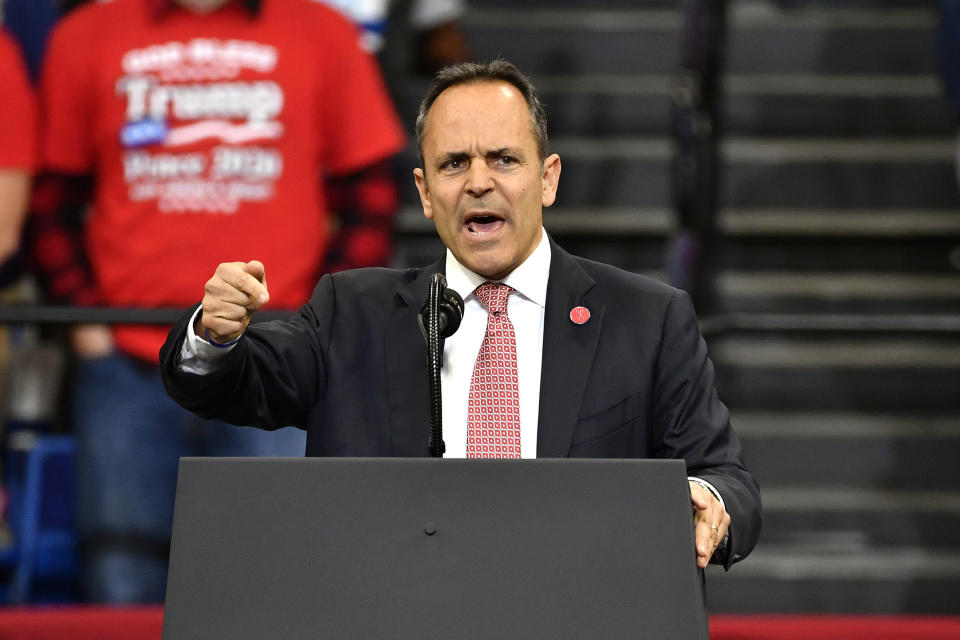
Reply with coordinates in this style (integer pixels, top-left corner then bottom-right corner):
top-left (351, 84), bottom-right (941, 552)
top-left (415, 59), bottom-right (549, 167)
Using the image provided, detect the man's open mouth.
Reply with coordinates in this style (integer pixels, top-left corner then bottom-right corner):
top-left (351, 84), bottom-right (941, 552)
top-left (465, 213), bottom-right (505, 234)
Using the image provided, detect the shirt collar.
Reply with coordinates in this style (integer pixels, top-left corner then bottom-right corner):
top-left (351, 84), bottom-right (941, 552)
top-left (147, 0), bottom-right (261, 21)
top-left (444, 229), bottom-right (552, 308)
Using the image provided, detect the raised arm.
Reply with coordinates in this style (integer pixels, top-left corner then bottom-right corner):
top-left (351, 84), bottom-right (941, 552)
top-left (160, 262), bottom-right (333, 430)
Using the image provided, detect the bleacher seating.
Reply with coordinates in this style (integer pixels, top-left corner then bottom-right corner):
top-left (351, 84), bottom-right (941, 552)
top-left (0, 434), bottom-right (79, 604)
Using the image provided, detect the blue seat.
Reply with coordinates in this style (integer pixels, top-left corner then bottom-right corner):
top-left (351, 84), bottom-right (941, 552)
top-left (0, 434), bottom-right (79, 603)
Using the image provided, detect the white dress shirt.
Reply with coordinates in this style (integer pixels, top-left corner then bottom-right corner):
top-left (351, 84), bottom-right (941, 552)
top-left (439, 230), bottom-right (551, 459)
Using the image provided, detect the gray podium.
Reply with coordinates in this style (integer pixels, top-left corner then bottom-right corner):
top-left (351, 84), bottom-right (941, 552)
top-left (162, 458), bottom-right (708, 639)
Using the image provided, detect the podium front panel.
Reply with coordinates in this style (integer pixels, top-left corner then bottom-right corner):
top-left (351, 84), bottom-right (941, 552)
top-left (163, 457), bottom-right (708, 639)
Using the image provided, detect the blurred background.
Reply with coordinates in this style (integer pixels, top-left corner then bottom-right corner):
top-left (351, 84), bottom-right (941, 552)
top-left (1, 0), bottom-right (959, 629)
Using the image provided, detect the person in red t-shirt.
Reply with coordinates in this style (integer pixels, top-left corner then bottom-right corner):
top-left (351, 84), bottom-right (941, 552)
top-left (0, 27), bottom-right (36, 277)
top-left (33, 0), bottom-right (405, 603)
top-left (0, 25), bottom-right (38, 549)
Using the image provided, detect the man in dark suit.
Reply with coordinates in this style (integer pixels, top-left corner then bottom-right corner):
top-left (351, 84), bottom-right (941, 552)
top-left (160, 60), bottom-right (761, 570)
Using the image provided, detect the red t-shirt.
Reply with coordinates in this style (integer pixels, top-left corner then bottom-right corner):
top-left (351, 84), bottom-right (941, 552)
top-left (40, 0), bottom-right (405, 362)
top-left (0, 28), bottom-right (37, 169)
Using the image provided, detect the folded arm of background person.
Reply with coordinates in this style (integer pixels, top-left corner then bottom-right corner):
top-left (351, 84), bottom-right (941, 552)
top-left (0, 171), bottom-right (32, 265)
top-left (322, 159), bottom-right (399, 274)
top-left (27, 172), bottom-right (115, 357)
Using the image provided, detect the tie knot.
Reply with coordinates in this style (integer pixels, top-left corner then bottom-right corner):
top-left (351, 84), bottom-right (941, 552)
top-left (474, 282), bottom-right (512, 315)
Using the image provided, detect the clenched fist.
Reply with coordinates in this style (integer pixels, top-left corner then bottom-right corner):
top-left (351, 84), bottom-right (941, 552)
top-left (196, 260), bottom-right (270, 344)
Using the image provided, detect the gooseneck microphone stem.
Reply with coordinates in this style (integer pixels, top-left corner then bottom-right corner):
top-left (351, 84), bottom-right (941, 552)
top-left (426, 275), bottom-right (445, 458)
top-left (419, 273), bottom-right (464, 459)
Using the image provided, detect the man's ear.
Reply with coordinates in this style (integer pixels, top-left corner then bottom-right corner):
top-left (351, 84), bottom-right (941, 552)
top-left (413, 167), bottom-right (433, 219)
top-left (541, 153), bottom-right (561, 207)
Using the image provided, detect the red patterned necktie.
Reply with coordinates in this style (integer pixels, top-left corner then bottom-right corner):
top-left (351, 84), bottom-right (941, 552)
top-left (467, 282), bottom-right (521, 458)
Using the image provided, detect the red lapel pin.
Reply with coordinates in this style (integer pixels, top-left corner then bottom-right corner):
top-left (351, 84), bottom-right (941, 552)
top-left (569, 306), bottom-right (590, 325)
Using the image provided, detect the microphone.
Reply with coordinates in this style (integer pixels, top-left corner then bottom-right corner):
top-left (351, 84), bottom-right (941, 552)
top-left (418, 274), bottom-right (464, 339)
top-left (418, 273), bottom-right (463, 458)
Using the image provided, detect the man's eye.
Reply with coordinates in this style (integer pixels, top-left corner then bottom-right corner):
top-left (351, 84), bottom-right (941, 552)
top-left (442, 159), bottom-right (464, 170)
top-left (496, 156), bottom-right (517, 166)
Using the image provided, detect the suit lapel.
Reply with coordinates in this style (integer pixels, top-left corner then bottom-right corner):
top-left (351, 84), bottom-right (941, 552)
top-left (537, 241), bottom-right (602, 458)
top-left (385, 258), bottom-right (444, 456)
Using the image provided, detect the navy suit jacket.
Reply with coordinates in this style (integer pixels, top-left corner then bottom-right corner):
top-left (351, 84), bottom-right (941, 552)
top-left (160, 240), bottom-right (761, 567)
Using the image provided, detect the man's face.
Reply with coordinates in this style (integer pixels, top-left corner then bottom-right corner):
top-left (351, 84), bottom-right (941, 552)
top-left (414, 81), bottom-right (561, 281)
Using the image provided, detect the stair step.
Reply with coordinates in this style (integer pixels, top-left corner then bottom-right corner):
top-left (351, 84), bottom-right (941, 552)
top-left (731, 411), bottom-right (960, 438)
top-left (399, 206), bottom-right (960, 239)
top-left (721, 209), bottom-right (960, 237)
top-left (394, 74), bottom-right (954, 137)
top-left (724, 74), bottom-right (954, 136)
top-left (479, 0), bottom-right (927, 7)
top-left (713, 335), bottom-right (960, 368)
top-left (398, 136), bottom-right (960, 209)
top-left (701, 313), bottom-right (960, 336)
top-left (759, 510), bottom-right (960, 550)
top-left (761, 487), bottom-right (960, 516)
top-left (716, 270), bottom-right (960, 306)
top-left (477, 0), bottom-right (677, 9)
top-left (466, 5), bottom-right (937, 31)
top-left (712, 334), bottom-right (960, 409)
top-left (464, 9), bottom-right (680, 76)
top-left (558, 136), bottom-right (958, 209)
top-left (717, 546), bottom-right (960, 580)
top-left (717, 237), bottom-right (959, 272)
top-left (754, 484), bottom-right (960, 548)
top-left (549, 135), bottom-right (953, 162)
top-left (705, 546), bottom-right (960, 614)
top-left (398, 215), bottom-right (960, 276)
top-left (462, 5), bottom-right (937, 75)
top-left (734, 415), bottom-right (960, 545)
top-left (738, 433), bottom-right (960, 488)
top-left (731, 17), bottom-right (936, 74)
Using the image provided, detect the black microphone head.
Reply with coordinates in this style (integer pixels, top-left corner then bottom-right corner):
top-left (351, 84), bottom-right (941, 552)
top-left (419, 273), bottom-right (464, 340)
top-left (437, 286), bottom-right (464, 338)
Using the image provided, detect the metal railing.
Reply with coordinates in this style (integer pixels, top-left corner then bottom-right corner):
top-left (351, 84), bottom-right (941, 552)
top-left (0, 305), bottom-right (293, 326)
top-left (1, 305), bottom-right (959, 338)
